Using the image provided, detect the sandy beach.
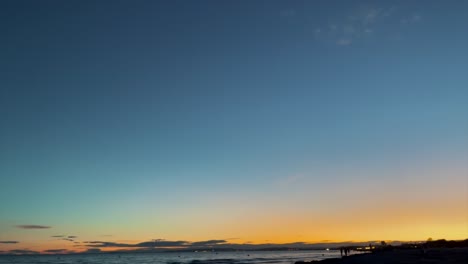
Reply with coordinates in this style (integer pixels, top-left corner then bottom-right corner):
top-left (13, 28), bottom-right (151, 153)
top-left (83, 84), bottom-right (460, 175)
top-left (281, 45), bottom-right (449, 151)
top-left (298, 248), bottom-right (468, 264)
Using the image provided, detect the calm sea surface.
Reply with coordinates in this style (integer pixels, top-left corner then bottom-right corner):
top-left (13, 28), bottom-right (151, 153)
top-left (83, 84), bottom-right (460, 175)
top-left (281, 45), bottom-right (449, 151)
top-left (0, 250), bottom-right (342, 264)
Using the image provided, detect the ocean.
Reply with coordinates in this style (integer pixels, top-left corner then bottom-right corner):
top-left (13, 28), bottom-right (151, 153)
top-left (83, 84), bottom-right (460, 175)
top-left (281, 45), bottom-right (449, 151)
top-left (0, 250), bottom-right (342, 264)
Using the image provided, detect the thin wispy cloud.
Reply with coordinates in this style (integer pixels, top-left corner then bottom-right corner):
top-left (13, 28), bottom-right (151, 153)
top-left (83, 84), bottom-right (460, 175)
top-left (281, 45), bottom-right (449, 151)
top-left (316, 6), bottom-right (393, 45)
top-left (16, 225), bottom-right (51, 229)
top-left (0, 241), bottom-right (19, 244)
top-left (314, 5), bottom-right (421, 46)
top-left (401, 13), bottom-right (422, 24)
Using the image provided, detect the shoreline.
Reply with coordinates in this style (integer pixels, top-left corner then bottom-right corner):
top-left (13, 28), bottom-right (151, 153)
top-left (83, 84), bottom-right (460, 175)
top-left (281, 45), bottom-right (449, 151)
top-left (298, 248), bottom-right (468, 264)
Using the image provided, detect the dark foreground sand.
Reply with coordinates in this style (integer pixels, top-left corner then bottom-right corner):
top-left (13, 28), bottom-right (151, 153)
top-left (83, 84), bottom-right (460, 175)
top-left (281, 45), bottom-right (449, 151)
top-left (298, 248), bottom-right (468, 264)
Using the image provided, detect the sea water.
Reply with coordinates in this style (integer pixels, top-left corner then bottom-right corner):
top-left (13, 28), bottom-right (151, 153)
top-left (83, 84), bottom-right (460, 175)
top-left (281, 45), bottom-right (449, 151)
top-left (0, 250), bottom-right (342, 264)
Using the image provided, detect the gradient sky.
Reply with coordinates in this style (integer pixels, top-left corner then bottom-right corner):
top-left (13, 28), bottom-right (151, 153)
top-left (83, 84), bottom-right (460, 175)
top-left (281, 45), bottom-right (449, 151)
top-left (1, 0), bottom-right (467, 254)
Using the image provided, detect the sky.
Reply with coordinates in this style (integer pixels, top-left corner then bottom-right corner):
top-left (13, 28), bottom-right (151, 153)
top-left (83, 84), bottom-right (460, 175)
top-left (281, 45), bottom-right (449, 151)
top-left (0, 0), bottom-right (467, 254)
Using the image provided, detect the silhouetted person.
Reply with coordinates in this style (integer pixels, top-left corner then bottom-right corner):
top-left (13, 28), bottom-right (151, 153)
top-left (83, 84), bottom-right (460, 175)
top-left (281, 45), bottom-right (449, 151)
top-left (340, 247), bottom-right (343, 256)
top-left (421, 244), bottom-right (427, 257)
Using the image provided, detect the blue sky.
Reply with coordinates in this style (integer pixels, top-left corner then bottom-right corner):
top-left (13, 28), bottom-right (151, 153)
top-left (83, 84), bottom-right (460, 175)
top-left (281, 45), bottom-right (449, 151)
top-left (0, 0), bottom-right (467, 252)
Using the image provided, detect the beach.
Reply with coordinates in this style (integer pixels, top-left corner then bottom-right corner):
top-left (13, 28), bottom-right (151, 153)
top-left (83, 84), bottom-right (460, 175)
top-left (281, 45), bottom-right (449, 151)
top-left (299, 248), bottom-right (468, 264)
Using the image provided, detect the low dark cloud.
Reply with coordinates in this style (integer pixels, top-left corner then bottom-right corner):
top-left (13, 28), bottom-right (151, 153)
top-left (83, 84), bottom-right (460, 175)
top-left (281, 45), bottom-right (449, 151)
top-left (84, 240), bottom-right (189, 248)
top-left (79, 240), bottom-right (354, 253)
top-left (44, 249), bottom-right (68, 253)
top-left (0, 241), bottom-right (19, 244)
top-left (82, 239), bottom-right (230, 249)
top-left (84, 241), bottom-right (129, 247)
top-left (79, 238), bottom-right (411, 254)
top-left (3, 239), bottom-right (416, 255)
top-left (85, 248), bottom-right (101, 253)
top-left (5, 249), bottom-right (39, 255)
top-left (191, 240), bottom-right (227, 247)
top-left (16, 225), bottom-right (51, 229)
top-left (139, 240), bottom-right (187, 247)
top-left (51, 235), bottom-right (77, 241)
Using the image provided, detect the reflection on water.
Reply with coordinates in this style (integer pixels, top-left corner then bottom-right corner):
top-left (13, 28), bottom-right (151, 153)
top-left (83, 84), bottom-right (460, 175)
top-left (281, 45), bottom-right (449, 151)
top-left (0, 250), bottom-right (341, 264)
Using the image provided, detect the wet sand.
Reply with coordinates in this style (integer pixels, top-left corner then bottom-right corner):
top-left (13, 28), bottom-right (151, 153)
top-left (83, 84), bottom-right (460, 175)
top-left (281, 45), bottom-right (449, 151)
top-left (298, 248), bottom-right (468, 264)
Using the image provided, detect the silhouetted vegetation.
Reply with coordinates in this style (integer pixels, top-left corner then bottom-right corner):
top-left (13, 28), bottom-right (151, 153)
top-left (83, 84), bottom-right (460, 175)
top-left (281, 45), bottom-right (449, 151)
top-left (424, 239), bottom-right (468, 248)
